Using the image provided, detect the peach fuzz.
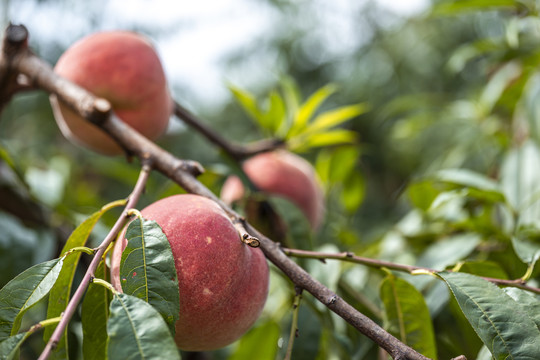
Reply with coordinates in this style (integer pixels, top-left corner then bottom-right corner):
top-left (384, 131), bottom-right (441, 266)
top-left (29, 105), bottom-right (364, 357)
top-left (50, 31), bottom-right (172, 155)
top-left (111, 194), bottom-right (269, 351)
top-left (221, 150), bottom-right (325, 230)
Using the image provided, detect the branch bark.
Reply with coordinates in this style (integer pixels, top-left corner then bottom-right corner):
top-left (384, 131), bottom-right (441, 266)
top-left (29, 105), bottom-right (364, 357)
top-left (174, 102), bottom-right (285, 161)
top-left (282, 247), bottom-right (540, 295)
top-left (0, 24), bottom-right (31, 112)
top-left (1, 24), bottom-right (432, 360)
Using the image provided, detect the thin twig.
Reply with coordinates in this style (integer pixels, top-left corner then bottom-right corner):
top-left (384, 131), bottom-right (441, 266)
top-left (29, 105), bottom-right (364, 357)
top-left (284, 287), bottom-right (302, 360)
top-left (281, 247), bottom-right (540, 295)
top-left (38, 164), bottom-right (151, 360)
top-left (232, 217), bottom-right (260, 247)
top-left (174, 101), bottom-right (285, 161)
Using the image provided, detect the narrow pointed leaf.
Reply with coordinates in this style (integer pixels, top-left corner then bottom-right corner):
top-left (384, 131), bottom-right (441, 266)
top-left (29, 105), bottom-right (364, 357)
top-left (0, 332), bottom-right (29, 360)
top-left (264, 90), bottom-right (286, 133)
top-left (304, 103), bottom-right (368, 134)
top-left (439, 271), bottom-right (540, 359)
top-left (44, 199), bottom-right (125, 359)
top-left (292, 129), bottom-right (357, 152)
top-left (380, 275), bottom-right (437, 359)
top-left (0, 258), bottom-right (63, 342)
top-left (119, 218), bottom-right (179, 333)
top-left (315, 149), bottom-right (332, 185)
top-left (288, 83), bottom-right (338, 137)
top-left (279, 76), bottom-right (301, 134)
top-left (280, 76), bottom-right (301, 114)
top-left (229, 85), bottom-right (265, 126)
top-left (81, 262), bottom-right (112, 360)
top-left (107, 293), bottom-right (180, 360)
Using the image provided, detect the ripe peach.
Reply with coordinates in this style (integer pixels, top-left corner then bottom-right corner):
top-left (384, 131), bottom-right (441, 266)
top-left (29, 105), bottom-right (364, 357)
top-left (50, 31), bottom-right (172, 155)
top-left (221, 150), bottom-right (325, 230)
top-left (111, 194), bottom-right (269, 351)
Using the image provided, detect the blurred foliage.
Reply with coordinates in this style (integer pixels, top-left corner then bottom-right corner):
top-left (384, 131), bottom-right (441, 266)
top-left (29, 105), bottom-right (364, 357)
top-left (2, 0), bottom-right (540, 359)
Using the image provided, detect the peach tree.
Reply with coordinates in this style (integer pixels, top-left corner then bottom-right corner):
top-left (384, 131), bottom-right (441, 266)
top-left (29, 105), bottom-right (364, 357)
top-left (1, 1), bottom-right (540, 359)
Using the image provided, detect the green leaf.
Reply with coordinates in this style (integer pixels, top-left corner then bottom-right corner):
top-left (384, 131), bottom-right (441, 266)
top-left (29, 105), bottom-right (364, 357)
top-left (479, 61), bottom-right (521, 113)
top-left (303, 103), bottom-right (368, 135)
top-left (228, 320), bottom-right (281, 360)
top-left (427, 190), bottom-right (468, 222)
top-left (107, 293), bottom-right (180, 360)
top-left (512, 236), bottom-right (540, 266)
top-left (328, 146), bottom-right (361, 184)
top-left (439, 271), bottom-right (540, 359)
top-left (0, 146), bottom-right (27, 188)
top-left (523, 73), bottom-right (540, 144)
top-left (0, 212), bottom-right (42, 289)
top-left (119, 218), bottom-right (180, 333)
top-left (407, 180), bottom-right (441, 211)
top-left (504, 288), bottom-right (540, 331)
top-left (0, 258), bottom-right (63, 342)
top-left (0, 332), bottom-right (29, 360)
top-left (81, 262), bottom-right (112, 360)
top-left (24, 156), bottom-right (70, 207)
top-left (500, 140), bottom-right (540, 224)
top-left (417, 233), bottom-right (481, 270)
top-left (315, 149), bottom-right (332, 185)
top-left (340, 172), bottom-right (365, 213)
top-left (291, 130), bottom-right (357, 152)
top-left (265, 90), bottom-right (286, 133)
top-left (229, 85), bottom-right (265, 127)
top-left (476, 345), bottom-right (495, 360)
top-left (447, 40), bottom-right (500, 74)
top-left (433, 0), bottom-right (516, 15)
top-left (380, 275), bottom-right (437, 359)
top-left (288, 83), bottom-right (338, 137)
top-left (44, 199), bottom-right (125, 359)
top-left (279, 76), bottom-right (301, 122)
top-left (434, 168), bottom-right (505, 203)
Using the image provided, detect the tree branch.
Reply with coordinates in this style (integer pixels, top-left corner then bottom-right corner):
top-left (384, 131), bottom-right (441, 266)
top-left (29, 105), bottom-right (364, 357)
top-left (174, 101), bottom-right (285, 162)
top-left (0, 24), bottom-right (32, 113)
top-left (282, 247), bottom-right (540, 295)
top-left (1, 24), bottom-right (430, 360)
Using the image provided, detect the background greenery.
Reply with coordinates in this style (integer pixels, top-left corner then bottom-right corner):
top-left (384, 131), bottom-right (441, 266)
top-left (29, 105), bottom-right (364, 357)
top-left (1, 0), bottom-right (540, 359)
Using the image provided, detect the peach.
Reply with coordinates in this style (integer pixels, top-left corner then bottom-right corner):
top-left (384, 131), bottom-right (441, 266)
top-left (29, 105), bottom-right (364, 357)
top-left (221, 150), bottom-right (325, 230)
top-left (50, 31), bottom-right (172, 155)
top-left (111, 194), bottom-right (269, 351)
